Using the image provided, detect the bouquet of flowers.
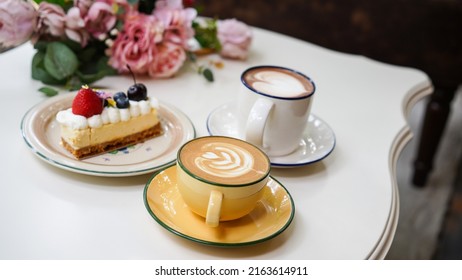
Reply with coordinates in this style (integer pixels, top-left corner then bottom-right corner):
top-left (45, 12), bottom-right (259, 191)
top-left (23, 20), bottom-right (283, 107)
top-left (0, 0), bottom-right (253, 94)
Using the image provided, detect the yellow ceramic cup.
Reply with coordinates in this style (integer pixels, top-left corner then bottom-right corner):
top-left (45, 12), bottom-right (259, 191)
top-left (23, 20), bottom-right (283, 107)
top-left (176, 136), bottom-right (271, 227)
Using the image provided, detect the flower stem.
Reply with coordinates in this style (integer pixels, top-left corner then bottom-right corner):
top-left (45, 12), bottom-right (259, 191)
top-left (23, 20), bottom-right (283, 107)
top-left (187, 51), bottom-right (214, 82)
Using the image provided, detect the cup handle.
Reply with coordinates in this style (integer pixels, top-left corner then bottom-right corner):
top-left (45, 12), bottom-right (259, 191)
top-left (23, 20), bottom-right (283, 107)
top-left (206, 190), bottom-right (223, 227)
top-left (245, 98), bottom-right (274, 148)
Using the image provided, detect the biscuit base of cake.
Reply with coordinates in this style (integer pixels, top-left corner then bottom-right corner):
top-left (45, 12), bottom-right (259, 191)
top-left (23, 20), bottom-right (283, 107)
top-left (61, 123), bottom-right (163, 159)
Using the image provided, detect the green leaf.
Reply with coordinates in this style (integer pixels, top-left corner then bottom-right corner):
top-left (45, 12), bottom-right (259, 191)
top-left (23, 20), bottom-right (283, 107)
top-left (202, 68), bottom-right (214, 82)
top-left (44, 42), bottom-right (79, 80)
top-left (76, 56), bottom-right (117, 84)
top-left (66, 76), bottom-right (83, 91)
top-left (193, 19), bottom-right (222, 51)
top-left (78, 47), bottom-right (98, 64)
top-left (60, 39), bottom-right (82, 53)
top-left (38, 87), bottom-right (58, 97)
top-left (33, 41), bottom-right (48, 52)
top-left (95, 56), bottom-right (117, 75)
top-left (76, 71), bottom-right (108, 84)
top-left (31, 51), bottom-right (44, 68)
top-left (31, 51), bottom-right (65, 85)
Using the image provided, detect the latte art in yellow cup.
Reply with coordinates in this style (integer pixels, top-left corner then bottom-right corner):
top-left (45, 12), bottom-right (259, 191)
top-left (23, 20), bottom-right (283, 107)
top-left (177, 136), bottom-right (271, 227)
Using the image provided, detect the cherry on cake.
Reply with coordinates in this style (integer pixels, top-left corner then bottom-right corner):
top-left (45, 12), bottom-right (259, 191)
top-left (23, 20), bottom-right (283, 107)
top-left (56, 85), bottom-right (162, 159)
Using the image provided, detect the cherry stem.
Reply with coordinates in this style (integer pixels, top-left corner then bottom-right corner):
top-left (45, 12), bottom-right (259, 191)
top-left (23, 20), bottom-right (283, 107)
top-left (126, 64), bottom-right (137, 84)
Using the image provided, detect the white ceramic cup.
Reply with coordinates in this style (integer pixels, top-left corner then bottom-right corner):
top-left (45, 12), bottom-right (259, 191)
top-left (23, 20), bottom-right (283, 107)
top-left (176, 136), bottom-right (271, 227)
top-left (238, 65), bottom-right (316, 157)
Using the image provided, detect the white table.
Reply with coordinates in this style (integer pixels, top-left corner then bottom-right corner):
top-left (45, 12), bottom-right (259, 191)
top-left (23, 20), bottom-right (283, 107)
top-left (0, 27), bottom-right (432, 259)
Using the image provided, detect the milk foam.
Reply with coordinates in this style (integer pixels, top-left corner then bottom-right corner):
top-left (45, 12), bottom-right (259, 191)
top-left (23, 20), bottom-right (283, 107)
top-left (244, 68), bottom-right (314, 98)
top-left (56, 97), bottom-right (159, 129)
top-left (179, 137), bottom-right (270, 185)
top-left (195, 143), bottom-right (254, 178)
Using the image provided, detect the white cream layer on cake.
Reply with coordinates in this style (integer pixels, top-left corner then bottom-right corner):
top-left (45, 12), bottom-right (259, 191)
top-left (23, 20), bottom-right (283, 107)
top-left (56, 98), bottom-right (160, 152)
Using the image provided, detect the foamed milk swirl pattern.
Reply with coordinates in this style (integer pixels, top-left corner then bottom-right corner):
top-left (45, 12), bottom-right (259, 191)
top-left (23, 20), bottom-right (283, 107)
top-left (179, 137), bottom-right (270, 185)
top-left (244, 68), bottom-right (314, 98)
top-left (195, 143), bottom-right (254, 178)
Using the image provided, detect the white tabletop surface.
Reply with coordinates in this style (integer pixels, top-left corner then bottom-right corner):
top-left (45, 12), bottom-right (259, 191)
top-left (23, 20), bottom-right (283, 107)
top-left (0, 27), bottom-right (432, 260)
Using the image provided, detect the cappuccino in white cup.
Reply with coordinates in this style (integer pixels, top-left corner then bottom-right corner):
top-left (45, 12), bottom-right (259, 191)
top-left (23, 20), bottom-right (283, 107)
top-left (238, 66), bottom-right (316, 157)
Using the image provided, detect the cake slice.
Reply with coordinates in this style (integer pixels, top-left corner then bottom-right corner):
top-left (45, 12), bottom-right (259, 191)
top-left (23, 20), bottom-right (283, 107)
top-left (56, 85), bottom-right (163, 159)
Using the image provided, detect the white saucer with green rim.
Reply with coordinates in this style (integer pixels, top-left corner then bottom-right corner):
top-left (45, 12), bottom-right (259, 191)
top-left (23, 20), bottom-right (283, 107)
top-left (143, 165), bottom-right (295, 247)
top-left (21, 94), bottom-right (195, 176)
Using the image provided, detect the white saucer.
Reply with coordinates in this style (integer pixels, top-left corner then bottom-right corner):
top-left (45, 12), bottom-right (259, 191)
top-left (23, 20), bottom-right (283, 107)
top-left (207, 103), bottom-right (336, 167)
top-left (21, 94), bottom-right (195, 177)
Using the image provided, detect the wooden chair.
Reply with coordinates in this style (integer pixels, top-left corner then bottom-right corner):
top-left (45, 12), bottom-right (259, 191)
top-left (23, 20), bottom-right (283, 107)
top-left (198, 0), bottom-right (462, 186)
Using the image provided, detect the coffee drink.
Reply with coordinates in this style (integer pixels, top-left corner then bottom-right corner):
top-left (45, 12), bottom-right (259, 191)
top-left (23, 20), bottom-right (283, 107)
top-left (178, 136), bottom-right (270, 185)
top-left (177, 136), bottom-right (271, 226)
top-left (242, 66), bottom-right (315, 99)
top-left (239, 66), bottom-right (316, 156)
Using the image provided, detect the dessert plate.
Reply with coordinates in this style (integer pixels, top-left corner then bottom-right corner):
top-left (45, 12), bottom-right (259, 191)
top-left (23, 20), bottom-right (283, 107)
top-left (207, 103), bottom-right (336, 167)
top-left (21, 94), bottom-right (195, 177)
top-left (144, 165), bottom-right (295, 247)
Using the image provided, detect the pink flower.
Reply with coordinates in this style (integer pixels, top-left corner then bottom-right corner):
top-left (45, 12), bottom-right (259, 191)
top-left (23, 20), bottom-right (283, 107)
top-left (107, 12), bottom-right (164, 74)
top-left (148, 42), bottom-right (186, 78)
top-left (84, 2), bottom-right (116, 39)
top-left (92, 0), bottom-right (134, 21)
top-left (0, 0), bottom-right (38, 49)
top-left (153, 0), bottom-right (197, 48)
top-left (74, 0), bottom-right (93, 15)
top-left (155, 0), bottom-right (183, 9)
top-left (65, 7), bottom-right (90, 46)
top-left (108, 9), bottom-right (188, 78)
top-left (217, 18), bottom-right (252, 60)
top-left (76, 0), bottom-right (131, 16)
top-left (33, 2), bottom-right (66, 41)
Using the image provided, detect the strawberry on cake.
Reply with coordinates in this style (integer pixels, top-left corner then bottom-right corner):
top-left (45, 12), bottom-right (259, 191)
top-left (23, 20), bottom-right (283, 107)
top-left (56, 84), bottom-right (162, 159)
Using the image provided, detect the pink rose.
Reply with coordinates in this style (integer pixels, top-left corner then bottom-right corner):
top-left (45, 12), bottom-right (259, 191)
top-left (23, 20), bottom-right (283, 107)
top-left (148, 42), bottom-right (186, 78)
top-left (107, 12), bottom-right (163, 74)
top-left (153, 0), bottom-right (197, 48)
top-left (217, 18), bottom-right (252, 60)
top-left (65, 7), bottom-right (90, 46)
top-left (85, 2), bottom-right (116, 39)
top-left (0, 0), bottom-right (38, 49)
top-left (33, 2), bottom-right (66, 41)
top-left (107, 2), bottom-right (194, 78)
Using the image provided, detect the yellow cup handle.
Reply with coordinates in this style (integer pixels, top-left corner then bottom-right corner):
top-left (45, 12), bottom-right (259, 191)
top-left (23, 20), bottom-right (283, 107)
top-left (206, 190), bottom-right (223, 227)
